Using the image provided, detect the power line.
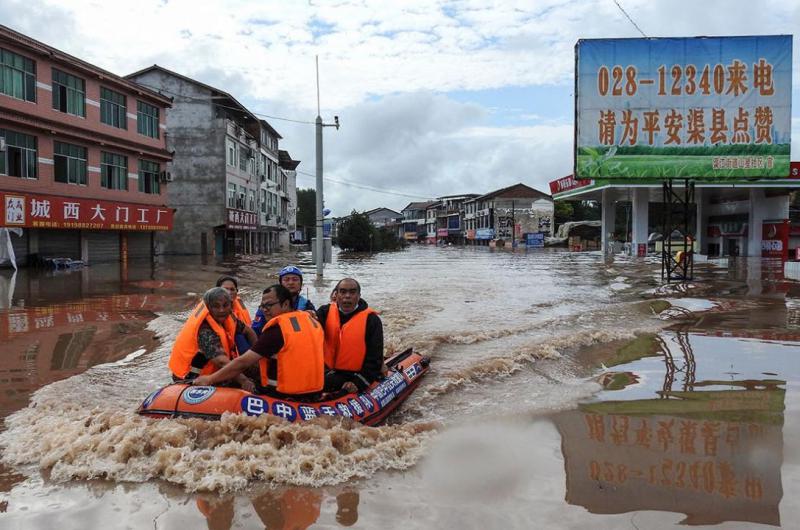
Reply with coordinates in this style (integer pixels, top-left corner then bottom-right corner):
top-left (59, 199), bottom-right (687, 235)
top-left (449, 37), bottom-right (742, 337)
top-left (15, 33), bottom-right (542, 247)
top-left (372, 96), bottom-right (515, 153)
top-left (134, 82), bottom-right (316, 125)
top-left (613, 0), bottom-right (648, 38)
top-left (295, 170), bottom-right (433, 200)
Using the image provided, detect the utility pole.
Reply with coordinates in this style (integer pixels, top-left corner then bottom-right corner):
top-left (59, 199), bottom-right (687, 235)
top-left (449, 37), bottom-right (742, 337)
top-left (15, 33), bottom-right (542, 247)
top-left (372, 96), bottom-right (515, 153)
top-left (511, 200), bottom-right (516, 248)
top-left (315, 55), bottom-right (339, 280)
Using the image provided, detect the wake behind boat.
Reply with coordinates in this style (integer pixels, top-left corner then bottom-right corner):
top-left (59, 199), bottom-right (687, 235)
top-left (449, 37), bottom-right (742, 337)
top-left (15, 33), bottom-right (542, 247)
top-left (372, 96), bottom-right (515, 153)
top-left (138, 349), bottom-right (429, 426)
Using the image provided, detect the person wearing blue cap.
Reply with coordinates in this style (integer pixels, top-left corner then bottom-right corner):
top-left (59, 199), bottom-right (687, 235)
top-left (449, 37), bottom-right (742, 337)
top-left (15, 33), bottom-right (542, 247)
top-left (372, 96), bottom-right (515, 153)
top-left (252, 265), bottom-right (316, 335)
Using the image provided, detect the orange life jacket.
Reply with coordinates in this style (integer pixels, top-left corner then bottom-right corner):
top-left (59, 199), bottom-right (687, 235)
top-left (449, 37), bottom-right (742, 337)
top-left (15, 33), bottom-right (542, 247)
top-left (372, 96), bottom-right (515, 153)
top-left (323, 303), bottom-right (376, 372)
top-left (233, 297), bottom-right (252, 325)
top-left (258, 310), bottom-right (324, 394)
top-left (168, 302), bottom-right (238, 378)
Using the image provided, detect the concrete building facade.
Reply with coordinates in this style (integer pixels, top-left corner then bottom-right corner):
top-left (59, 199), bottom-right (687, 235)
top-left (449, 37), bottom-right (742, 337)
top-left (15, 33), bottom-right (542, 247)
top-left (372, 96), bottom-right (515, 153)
top-left (278, 150), bottom-right (300, 247)
top-left (400, 201), bottom-right (436, 241)
top-left (126, 65), bottom-right (294, 255)
top-left (0, 25), bottom-right (173, 267)
top-left (465, 183), bottom-right (554, 246)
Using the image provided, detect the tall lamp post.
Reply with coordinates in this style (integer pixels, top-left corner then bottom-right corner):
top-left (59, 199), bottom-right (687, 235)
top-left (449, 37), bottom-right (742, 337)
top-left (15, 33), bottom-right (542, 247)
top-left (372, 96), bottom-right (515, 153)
top-left (315, 56), bottom-right (339, 280)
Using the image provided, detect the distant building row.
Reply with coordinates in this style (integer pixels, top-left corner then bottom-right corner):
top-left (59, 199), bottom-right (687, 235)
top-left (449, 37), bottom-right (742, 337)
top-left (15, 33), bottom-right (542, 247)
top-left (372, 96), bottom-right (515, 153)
top-left (337, 183), bottom-right (555, 246)
top-left (0, 25), bottom-right (299, 266)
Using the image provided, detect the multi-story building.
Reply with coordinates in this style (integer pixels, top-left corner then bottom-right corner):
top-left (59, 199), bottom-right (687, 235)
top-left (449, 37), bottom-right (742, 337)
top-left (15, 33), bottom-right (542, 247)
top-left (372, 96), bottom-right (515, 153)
top-left (126, 65), bottom-right (293, 255)
top-left (465, 183), bottom-right (553, 246)
top-left (365, 207), bottom-right (401, 228)
top-left (424, 201), bottom-right (441, 244)
top-left (278, 149), bottom-right (300, 247)
top-left (435, 193), bottom-right (478, 244)
top-left (257, 120), bottom-right (284, 252)
top-left (400, 201), bottom-right (436, 241)
top-left (0, 25), bottom-right (173, 266)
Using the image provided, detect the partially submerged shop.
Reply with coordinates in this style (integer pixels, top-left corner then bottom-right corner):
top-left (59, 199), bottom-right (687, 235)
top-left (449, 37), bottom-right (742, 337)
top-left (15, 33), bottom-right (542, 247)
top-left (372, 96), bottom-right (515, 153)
top-left (1, 191), bottom-right (173, 267)
top-left (557, 35), bottom-right (797, 260)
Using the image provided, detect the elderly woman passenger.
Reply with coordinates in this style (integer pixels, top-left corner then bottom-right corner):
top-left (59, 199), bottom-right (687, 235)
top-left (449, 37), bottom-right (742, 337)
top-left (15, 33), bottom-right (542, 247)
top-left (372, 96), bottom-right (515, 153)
top-left (168, 287), bottom-right (256, 392)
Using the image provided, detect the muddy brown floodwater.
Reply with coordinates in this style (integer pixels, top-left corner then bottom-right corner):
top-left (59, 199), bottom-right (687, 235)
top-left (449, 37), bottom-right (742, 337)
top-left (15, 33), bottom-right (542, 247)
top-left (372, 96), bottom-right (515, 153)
top-left (1, 246), bottom-right (799, 529)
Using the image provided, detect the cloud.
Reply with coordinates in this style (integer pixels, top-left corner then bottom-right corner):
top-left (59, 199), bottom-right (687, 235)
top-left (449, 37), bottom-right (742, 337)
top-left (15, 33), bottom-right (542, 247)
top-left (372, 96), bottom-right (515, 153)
top-left (282, 92), bottom-right (572, 215)
top-left (1, 0), bottom-right (798, 217)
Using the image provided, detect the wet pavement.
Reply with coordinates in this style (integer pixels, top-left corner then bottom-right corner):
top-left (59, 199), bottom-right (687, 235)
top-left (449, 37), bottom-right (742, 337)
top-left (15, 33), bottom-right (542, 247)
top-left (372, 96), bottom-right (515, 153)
top-left (1, 247), bottom-right (799, 528)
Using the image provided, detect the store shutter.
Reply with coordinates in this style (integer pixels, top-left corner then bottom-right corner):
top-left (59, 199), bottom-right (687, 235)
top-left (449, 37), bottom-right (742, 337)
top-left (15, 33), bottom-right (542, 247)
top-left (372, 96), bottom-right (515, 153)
top-left (38, 229), bottom-right (80, 260)
top-left (127, 232), bottom-right (152, 259)
top-left (86, 231), bottom-right (120, 263)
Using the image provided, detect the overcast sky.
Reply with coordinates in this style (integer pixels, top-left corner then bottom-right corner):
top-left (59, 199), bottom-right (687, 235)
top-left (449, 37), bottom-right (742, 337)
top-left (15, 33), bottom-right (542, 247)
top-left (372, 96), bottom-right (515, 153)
top-left (3, 0), bottom-right (799, 215)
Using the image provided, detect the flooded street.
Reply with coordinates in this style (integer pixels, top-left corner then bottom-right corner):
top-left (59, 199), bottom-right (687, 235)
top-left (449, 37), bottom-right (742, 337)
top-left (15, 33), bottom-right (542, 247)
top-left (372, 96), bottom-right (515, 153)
top-left (1, 246), bottom-right (800, 528)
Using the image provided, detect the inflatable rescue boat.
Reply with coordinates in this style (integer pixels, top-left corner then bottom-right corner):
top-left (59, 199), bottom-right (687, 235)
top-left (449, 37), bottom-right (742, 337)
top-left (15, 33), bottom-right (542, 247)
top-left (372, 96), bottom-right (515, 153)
top-left (138, 349), bottom-right (429, 426)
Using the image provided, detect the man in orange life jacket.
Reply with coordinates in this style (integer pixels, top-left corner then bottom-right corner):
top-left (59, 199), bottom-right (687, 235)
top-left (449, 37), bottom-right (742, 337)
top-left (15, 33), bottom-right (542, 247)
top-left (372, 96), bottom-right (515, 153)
top-left (317, 278), bottom-right (384, 393)
top-left (169, 287), bottom-right (257, 392)
top-left (192, 284), bottom-right (325, 399)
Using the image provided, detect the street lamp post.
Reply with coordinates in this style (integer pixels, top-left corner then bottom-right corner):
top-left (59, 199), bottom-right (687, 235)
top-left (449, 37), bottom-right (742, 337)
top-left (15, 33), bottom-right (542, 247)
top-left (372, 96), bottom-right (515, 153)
top-left (315, 56), bottom-right (339, 281)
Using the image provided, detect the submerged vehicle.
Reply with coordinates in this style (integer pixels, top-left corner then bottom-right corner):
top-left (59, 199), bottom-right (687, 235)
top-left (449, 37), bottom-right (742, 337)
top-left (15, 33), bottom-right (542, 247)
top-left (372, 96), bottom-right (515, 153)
top-left (138, 349), bottom-right (429, 426)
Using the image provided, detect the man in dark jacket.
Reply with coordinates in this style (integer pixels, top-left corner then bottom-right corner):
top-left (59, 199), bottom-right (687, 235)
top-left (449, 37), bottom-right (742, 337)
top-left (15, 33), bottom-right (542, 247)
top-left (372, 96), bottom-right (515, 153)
top-left (317, 278), bottom-right (384, 393)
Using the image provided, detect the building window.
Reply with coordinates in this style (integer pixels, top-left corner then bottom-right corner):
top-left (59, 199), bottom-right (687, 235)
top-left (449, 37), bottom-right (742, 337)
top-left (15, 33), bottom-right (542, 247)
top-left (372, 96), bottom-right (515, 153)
top-left (226, 139), bottom-right (236, 167)
top-left (227, 182), bottom-right (236, 208)
top-left (236, 185), bottom-right (246, 210)
top-left (260, 154), bottom-right (267, 182)
top-left (101, 152), bottom-right (128, 190)
top-left (100, 87), bottom-right (127, 129)
top-left (248, 189), bottom-right (256, 212)
top-left (260, 189), bottom-right (267, 213)
top-left (0, 48), bottom-right (36, 102)
top-left (239, 146), bottom-right (248, 171)
top-left (0, 129), bottom-right (37, 179)
top-left (136, 101), bottom-right (159, 138)
top-left (52, 68), bottom-right (85, 117)
top-left (53, 141), bottom-right (87, 185)
top-left (138, 159), bottom-right (160, 194)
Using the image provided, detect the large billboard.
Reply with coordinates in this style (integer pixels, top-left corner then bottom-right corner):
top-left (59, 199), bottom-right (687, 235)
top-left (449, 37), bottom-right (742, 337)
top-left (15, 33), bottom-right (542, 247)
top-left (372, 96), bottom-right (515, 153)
top-left (576, 36), bottom-right (792, 179)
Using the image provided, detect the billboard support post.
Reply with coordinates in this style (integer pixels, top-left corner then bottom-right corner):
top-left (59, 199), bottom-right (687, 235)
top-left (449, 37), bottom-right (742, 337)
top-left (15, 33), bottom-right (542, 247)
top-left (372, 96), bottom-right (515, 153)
top-left (661, 179), bottom-right (695, 282)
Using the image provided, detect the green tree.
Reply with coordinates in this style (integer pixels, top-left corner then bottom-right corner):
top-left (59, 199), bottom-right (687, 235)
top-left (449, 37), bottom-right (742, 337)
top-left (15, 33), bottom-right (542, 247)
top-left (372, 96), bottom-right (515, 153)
top-left (554, 201), bottom-right (574, 227)
top-left (336, 210), bottom-right (407, 252)
top-left (296, 188), bottom-right (316, 238)
top-left (337, 211), bottom-right (374, 251)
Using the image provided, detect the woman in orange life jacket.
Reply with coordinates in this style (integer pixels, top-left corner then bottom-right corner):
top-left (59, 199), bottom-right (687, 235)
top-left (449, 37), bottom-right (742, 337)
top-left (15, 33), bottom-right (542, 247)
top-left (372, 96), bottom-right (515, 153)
top-left (192, 284), bottom-right (325, 399)
top-left (169, 287), bottom-right (257, 392)
top-left (316, 278), bottom-right (385, 394)
top-left (216, 275), bottom-right (254, 354)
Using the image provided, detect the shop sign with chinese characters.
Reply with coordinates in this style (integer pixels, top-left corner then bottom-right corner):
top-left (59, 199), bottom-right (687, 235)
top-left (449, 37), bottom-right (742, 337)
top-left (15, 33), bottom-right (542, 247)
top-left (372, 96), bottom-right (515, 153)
top-left (226, 208), bottom-right (258, 230)
top-left (549, 175), bottom-right (593, 195)
top-left (1, 192), bottom-right (172, 230)
top-left (576, 36), bottom-right (792, 179)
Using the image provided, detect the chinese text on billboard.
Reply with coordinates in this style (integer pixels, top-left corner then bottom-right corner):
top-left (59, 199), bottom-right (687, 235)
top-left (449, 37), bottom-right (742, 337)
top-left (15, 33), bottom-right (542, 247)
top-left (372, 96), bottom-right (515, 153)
top-left (575, 36), bottom-right (792, 179)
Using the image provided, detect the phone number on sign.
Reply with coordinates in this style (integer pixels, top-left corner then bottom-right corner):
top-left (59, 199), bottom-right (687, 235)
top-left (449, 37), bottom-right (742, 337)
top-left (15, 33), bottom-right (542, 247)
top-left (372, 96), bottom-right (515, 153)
top-left (596, 60), bottom-right (775, 98)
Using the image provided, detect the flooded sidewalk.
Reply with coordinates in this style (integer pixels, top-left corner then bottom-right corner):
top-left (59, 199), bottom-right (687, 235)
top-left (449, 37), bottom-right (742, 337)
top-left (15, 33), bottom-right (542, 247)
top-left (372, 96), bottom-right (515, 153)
top-left (1, 247), bottom-right (800, 528)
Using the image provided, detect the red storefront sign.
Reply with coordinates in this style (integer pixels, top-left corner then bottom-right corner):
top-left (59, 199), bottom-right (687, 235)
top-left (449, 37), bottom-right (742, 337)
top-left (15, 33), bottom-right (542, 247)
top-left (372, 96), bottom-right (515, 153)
top-left (789, 161), bottom-right (800, 179)
top-left (1, 191), bottom-right (173, 231)
top-left (549, 175), bottom-right (592, 194)
top-left (226, 208), bottom-right (258, 230)
top-left (436, 228), bottom-right (448, 237)
top-left (761, 219), bottom-right (789, 260)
